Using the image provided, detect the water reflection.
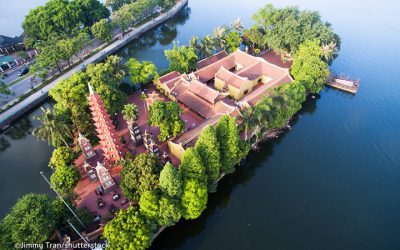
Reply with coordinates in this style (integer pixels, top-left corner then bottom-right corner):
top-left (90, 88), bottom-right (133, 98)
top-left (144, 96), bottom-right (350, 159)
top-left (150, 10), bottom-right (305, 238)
top-left (3, 118), bottom-right (33, 140)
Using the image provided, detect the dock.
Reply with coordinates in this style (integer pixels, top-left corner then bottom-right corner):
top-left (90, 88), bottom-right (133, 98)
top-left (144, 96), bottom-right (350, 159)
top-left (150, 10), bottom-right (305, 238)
top-left (325, 74), bottom-right (360, 94)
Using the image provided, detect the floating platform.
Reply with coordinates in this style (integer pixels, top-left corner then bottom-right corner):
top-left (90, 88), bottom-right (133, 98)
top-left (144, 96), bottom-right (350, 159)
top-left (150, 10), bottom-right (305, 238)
top-left (325, 74), bottom-right (360, 94)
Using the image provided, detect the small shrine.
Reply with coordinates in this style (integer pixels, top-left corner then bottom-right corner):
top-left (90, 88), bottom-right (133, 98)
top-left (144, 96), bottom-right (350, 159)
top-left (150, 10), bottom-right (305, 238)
top-left (143, 130), bottom-right (159, 156)
top-left (128, 122), bottom-right (143, 146)
top-left (78, 133), bottom-right (96, 160)
top-left (95, 162), bottom-right (116, 192)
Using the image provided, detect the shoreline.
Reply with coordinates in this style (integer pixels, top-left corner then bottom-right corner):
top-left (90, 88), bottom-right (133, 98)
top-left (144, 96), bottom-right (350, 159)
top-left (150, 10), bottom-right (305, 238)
top-left (0, 0), bottom-right (189, 132)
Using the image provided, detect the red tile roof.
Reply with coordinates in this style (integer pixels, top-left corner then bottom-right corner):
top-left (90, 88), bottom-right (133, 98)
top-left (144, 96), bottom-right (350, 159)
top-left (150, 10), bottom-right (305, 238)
top-left (215, 67), bottom-right (248, 89)
top-left (159, 71), bottom-right (181, 83)
top-left (197, 50), bottom-right (229, 69)
top-left (187, 79), bottom-right (219, 104)
top-left (177, 91), bottom-right (215, 118)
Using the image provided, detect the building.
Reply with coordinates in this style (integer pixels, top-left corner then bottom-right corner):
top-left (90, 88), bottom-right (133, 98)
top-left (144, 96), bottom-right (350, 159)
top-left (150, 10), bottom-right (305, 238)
top-left (77, 133), bottom-right (96, 160)
top-left (95, 162), bottom-right (116, 192)
top-left (155, 50), bottom-right (293, 160)
top-left (88, 84), bottom-right (125, 165)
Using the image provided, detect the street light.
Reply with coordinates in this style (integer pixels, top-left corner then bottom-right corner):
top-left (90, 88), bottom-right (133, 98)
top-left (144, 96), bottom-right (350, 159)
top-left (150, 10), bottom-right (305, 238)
top-left (67, 219), bottom-right (93, 246)
top-left (39, 171), bottom-right (86, 228)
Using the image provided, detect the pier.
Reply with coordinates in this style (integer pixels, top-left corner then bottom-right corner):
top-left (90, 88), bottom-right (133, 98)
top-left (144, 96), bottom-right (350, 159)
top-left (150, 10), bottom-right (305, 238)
top-left (325, 74), bottom-right (360, 94)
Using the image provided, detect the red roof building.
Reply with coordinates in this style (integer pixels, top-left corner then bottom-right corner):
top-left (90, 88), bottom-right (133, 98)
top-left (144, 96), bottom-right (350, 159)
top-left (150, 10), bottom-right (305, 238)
top-left (88, 84), bottom-right (124, 165)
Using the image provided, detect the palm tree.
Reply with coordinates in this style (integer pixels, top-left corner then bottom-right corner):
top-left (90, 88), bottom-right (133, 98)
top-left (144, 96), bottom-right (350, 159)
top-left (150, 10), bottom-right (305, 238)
top-left (32, 107), bottom-right (72, 147)
top-left (189, 36), bottom-right (202, 57)
top-left (231, 17), bottom-right (244, 33)
top-left (237, 106), bottom-right (254, 141)
top-left (321, 42), bottom-right (338, 62)
top-left (122, 103), bottom-right (139, 125)
top-left (252, 104), bottom-right (270, 144)
top-left (213, 26), bottom-right (226, 51)
top-left (199, 35), bottom-right (216, 59)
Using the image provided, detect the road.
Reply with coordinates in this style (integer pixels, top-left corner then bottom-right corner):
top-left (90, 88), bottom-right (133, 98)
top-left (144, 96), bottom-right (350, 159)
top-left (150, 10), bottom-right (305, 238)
top-left (0, 0), bottom-right (188, 128)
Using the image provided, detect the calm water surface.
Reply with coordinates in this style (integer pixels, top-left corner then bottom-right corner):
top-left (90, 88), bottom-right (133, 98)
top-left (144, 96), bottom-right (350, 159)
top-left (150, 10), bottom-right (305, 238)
top-left (1, 0), bottom-right (400, 249)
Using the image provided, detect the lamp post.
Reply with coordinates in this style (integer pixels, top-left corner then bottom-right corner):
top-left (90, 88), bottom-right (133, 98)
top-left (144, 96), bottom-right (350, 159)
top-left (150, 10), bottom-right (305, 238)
top-left (39, 171), bottom-right (86, 228)
top-left (67, 220), bottom-right (91, 245)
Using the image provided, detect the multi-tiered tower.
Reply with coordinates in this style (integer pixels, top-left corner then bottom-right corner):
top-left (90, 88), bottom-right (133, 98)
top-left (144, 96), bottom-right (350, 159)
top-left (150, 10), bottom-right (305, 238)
top-left (88, 84), bottom-right (124, 165)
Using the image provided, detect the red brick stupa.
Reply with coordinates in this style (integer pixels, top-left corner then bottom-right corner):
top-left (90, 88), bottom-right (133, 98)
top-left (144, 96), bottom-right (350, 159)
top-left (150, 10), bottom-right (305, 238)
top-left (88, 84), bottom-right (124, 165)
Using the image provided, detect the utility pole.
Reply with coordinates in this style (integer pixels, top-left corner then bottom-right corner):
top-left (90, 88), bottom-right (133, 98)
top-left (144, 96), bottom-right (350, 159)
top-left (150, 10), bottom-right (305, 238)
top-left (39, 171), bottom-right (86, 228)
top-left (67, 220), bottom-right (94, 250)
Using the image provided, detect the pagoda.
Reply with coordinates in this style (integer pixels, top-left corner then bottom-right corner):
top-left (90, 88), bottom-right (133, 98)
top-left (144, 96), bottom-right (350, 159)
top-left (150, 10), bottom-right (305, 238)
top-left (88, 84), bottom-right (124, 165)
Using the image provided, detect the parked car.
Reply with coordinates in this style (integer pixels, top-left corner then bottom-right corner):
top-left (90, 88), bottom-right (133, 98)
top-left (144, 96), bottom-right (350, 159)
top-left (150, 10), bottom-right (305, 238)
top-left (18, 67), bottom-right (29, 76)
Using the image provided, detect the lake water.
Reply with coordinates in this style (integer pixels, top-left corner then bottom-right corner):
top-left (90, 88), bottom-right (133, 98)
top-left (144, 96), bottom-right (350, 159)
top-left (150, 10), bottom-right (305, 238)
top-left (1, 0), bottom-right (400, 249)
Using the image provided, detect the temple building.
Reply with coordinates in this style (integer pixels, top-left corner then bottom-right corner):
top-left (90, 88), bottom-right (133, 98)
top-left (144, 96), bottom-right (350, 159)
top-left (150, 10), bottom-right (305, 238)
top-left (155, 50), bottom-right (293, 160)
top-left (88, 84), bottom-right (124, 165)
top-left (77, 133), bottom-right (96, 160)
top-left (95, 162), bottom-right (116, 192)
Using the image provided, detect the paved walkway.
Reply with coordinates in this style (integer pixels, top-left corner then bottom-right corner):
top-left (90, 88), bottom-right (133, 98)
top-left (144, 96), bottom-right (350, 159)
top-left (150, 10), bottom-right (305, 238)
top-left (0, 0), bottom-right (188, 130)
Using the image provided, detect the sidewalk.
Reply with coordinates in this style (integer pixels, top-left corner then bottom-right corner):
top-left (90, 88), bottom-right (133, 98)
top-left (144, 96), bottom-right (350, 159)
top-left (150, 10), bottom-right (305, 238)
top-left (0, 0), bottom-right (188, 130)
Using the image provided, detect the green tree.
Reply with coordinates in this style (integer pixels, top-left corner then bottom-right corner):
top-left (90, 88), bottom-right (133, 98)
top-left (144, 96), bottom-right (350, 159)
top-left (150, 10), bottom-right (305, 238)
top-left (224, 31), bottom-right (241, 53)
top-left (159, 162), bottom-right (182, 198)
top-left (50, 165), bottom-right (80, 194)
top-left (180, 179), bottom-right (208, 220)
top-left (237, 106), bottom-right (254, 142)
top-left (125, 58), bottom-right (158, 86)
top-left (49, 72), bottom-right (92, 135)
top-left (213, 26), bottom-right (226, 51)
top-left (121, 153), bottom-right (161, 200)
top-left (164, 42), bottom-right (198, 73)
top-left (252, 4), bottom-right (340, 54)
top-left (49, 146), bottom-right (77, 169)
top-left (111, 4), bottom-right (134, 33)
top-left (122, 103), bottom-right (139, 125)
top-left (195, 126), bottom-right (221, 192)
top-left (158, 194), bottom-right (181, 226)
top-left (199, 35), bottom-right (216, 59)
top-left (23, 0), bottom-right (109, 43)
top-left (148, 101), bottom-right (184, 142)
top-left (179, 148), bottom-right (206, 184)
top-left (92, 18), bottom-right (113, 42)
top-left (139, 190), bottom-right (160, 219)
top-left (86, 56), bottom-right (127, 114)
top-left (216, 115), bottom-right (239, 173)
top-left (0, 194), bottom-right (56, 249)
top-left (103, 207), bottom-right (156, 250)
top-left (105, 0), bottom-right (130, 11)
top-left (32, 107), bottom-right (73, 148)
top-left (231, 17), bottom-right (244, 33)
top-left (34, 41), bottom-right (64, 73)
top-left (0, 79), bottom-right (12, 96)
top-left (291, 40), bottom-right (330, 94)
top-left (75, 0), bottom-right (110, 27)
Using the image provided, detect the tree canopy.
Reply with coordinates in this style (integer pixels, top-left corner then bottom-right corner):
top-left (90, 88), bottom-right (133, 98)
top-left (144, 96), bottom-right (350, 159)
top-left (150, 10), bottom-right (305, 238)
top-left (125, 58), bottom-right (158, 86)
top-left (159, 162), bottom-right (182, 198)
top-left (50, 165), bottom-right (80, 195)
top-left (216, 115), bottom-right (241, 174)
top-left (0, 194), bottom-right (56, 249)
top-left (165, 42), bottom-right (198, 73)
top-left (251, 4), bottom-right (340, 54)
top-left (180, 179), bottom-right (208, 220)
top-left (103, 207), bottom-right (156, 250)
top-left (148, 101), bottom-right (185, 142)
top-left (23, 0), bottom-right (109, 45)
top-left (121, 153), bottom-right (161, 200)
top-left (92, 19), bottom-right (113, 42)
top-left (179, 148), bottom-right (207, 184)
top-left (195, 126), bottom-right (221, 192)
top-left (48, 146), bottom-right (77, 169)
top-left (291, 40), bottom-right (330, 94)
